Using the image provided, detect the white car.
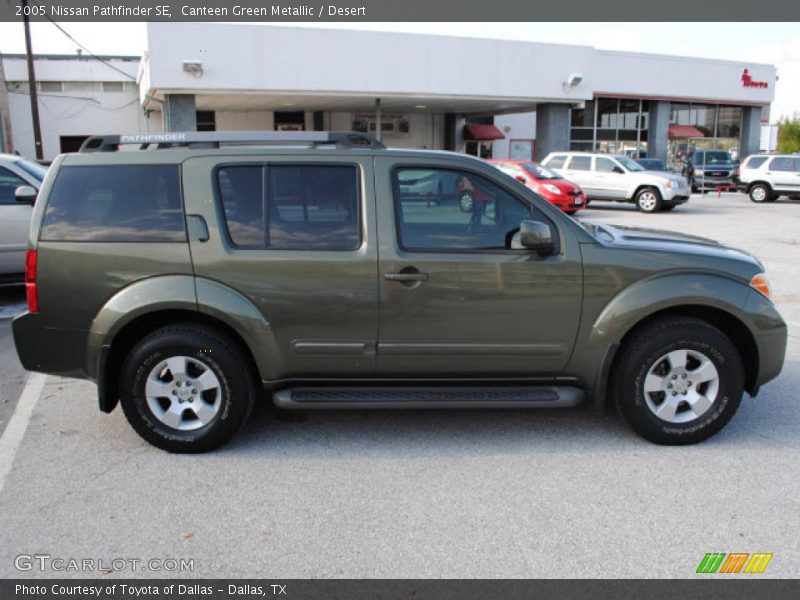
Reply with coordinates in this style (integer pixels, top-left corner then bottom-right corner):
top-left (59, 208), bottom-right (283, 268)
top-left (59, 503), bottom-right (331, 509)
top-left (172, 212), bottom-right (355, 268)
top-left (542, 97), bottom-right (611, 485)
top-left (540, 152), bottom-right (690, 213)
top-left (736, 154), bottom-right (800, 203)
top-left (0, 154), bottom-right (46, 280)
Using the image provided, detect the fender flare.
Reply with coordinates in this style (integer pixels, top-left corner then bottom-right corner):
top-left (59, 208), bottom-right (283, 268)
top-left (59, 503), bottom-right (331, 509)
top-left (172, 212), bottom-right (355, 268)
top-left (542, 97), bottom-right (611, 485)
top-left (88, 276), bottom-right (283, 411)
top-left (585, 271), bottom-right (754, 409)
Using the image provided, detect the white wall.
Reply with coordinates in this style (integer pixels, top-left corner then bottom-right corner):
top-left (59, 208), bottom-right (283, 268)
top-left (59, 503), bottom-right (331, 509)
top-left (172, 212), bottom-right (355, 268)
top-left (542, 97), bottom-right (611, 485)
top-left (146, 23), bottom-right (595, 103)
top-left (3, 56), bottom-right (160, 160)
top-left (145, 24), bottom-right (775, 107)
top-left (328, 111), bottom-right (443, 149)
top-left (493, 112), bottom-right (537, 159)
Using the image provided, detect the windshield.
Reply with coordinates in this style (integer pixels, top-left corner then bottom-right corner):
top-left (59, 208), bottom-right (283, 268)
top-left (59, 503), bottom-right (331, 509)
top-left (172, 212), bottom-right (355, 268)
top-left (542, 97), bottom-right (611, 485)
top-left (614, 156), bottom-right (645, 172)
top-left (696, 151), bottom-right (732, 165)
top-left (521, 162), bottom-right (561, 180)
top-left (14, 159), bottom-right (47, 182)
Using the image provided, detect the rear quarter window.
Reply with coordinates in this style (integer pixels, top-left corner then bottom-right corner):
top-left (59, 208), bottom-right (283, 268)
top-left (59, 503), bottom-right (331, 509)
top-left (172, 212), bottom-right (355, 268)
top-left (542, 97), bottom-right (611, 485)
top-left (545, 155), bottom-right (567, 169)
top-left (40, 165), bottom-right (185, 242)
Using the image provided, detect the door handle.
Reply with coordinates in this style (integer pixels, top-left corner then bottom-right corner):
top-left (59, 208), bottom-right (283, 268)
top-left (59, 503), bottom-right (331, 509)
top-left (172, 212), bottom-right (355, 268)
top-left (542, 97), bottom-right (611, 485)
top-left (384, 272), bottom-right (429, 282)
top-left (186, 214), bottom-right (210, 242)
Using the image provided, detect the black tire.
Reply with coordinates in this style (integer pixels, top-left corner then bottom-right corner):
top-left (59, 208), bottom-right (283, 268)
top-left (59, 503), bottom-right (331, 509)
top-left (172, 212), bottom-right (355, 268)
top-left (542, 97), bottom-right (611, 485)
top-left (120, 323), bottom-right (256, 453)
top-left (749, 183), bottom-right (771, 203)
top-left (635, 187), bottom-right (662, 213)
top-left (565, 210), bottom-right (578, 216)
top-left (612, 317), bottom-right (744, 445)
top-left (789, 195), bottom-right (800, 201)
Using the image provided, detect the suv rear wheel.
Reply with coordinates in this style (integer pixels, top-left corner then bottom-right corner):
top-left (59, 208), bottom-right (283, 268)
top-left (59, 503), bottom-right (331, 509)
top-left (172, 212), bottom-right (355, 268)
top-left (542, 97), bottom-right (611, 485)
top-left (612, 316), bottom-right (744, 445)
top-left (749, 183), bottom-right (772, 203)
top-left (119, 323), bottom-right (256, 453)
top-left (635, 187), bottom-right (662, 213)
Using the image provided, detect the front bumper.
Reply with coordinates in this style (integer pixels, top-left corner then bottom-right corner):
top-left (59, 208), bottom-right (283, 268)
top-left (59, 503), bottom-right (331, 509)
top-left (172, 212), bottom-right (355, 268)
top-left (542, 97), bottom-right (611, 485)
top-left (695, 175), bottom-right (735, 189)
top-left (742, 290), bottom-right (788, 392)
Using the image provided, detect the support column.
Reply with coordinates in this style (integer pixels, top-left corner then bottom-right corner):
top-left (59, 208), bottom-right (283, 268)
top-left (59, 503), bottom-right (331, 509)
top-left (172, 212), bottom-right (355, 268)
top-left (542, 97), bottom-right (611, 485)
top-left (374, 97), bottom-right (381, 142)
top-left (164, 94), bottom-right (197, 132)
top-left (740, 106), bottom-right (763, 158)
top-left (647, 100), bottom-right (670, 162)
top-left (534, 103), bottom-right (570, 162)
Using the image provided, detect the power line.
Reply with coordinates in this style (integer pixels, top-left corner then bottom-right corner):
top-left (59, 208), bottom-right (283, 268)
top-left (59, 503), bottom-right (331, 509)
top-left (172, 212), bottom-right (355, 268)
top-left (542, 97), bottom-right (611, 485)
top-left (30, 1), bottom-right (137, 82)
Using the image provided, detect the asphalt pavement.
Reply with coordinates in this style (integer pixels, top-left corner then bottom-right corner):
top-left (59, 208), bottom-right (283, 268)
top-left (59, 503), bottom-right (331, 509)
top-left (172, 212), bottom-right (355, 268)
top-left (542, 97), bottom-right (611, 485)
top-left (0, 192), bottom-right (798, 579)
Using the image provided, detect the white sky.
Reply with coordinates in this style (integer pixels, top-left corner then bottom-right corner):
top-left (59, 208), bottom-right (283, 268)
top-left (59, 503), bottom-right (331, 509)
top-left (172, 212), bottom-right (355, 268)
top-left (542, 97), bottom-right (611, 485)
top-left (1, 21), bottom-right (798, 120)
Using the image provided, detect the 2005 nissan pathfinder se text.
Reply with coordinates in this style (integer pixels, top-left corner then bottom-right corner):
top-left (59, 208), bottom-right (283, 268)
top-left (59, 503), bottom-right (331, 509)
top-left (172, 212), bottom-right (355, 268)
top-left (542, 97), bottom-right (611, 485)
top-left (13, 132), bottom-right (787, 452)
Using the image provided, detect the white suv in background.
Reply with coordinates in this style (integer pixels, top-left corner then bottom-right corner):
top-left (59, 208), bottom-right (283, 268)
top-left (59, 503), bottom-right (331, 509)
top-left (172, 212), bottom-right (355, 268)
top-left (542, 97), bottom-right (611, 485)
top-left (541, 152), bottom-right (690, 213)
top-left (736, 154), bottom-right (800, 203)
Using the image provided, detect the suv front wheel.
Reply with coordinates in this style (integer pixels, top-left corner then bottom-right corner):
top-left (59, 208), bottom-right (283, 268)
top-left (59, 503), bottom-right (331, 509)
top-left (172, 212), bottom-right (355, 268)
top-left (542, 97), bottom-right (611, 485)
top-left (635, 187), bottom-right (662, 213)
top-left (119, 323), bottom-right (256, 453)
top-left (612, 316), bottom-right (744, 445)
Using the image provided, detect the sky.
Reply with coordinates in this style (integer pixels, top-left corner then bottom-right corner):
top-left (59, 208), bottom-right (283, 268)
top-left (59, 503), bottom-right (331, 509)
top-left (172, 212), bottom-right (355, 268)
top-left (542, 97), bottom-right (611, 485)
top-left (0, 21), bottom-right (798, 121)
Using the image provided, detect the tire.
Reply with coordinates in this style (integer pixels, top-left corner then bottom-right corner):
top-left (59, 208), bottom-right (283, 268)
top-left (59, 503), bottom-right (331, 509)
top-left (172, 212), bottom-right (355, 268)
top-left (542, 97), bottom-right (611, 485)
top-left (635, 187), bottom-right (662, 213)
top-left (612, 317), bottom-right (744, 445)
top-left (749, 183), bottom-right (771, 203)
top-left (120, 323), bottom-right (256, 453)
top-left (789, 195), bottom-right (800, 201)
top-left (565, 210), bottom-right (578, 216)
top-left (459, 191), bottom-right (475, 213)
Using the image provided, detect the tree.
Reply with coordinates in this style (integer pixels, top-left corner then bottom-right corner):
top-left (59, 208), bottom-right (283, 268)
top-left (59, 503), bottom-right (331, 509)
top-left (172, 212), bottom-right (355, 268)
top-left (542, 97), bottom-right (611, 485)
top-left (777, 117), bottom-right (800, 154)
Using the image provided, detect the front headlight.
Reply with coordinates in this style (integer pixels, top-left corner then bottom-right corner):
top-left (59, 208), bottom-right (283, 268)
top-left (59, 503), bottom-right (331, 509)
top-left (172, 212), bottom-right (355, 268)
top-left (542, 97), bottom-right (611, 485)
top-left (750, 273), bottom-right (772, 301)
top-left (695, 169), bottom-right (704, 176)
top-left (542, 183), bottom-right (562, 195)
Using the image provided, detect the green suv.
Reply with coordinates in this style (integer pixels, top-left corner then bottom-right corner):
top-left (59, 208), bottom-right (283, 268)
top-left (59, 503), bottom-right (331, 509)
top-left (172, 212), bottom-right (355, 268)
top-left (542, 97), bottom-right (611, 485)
top-left (13, 132), bottom-right (787, 452)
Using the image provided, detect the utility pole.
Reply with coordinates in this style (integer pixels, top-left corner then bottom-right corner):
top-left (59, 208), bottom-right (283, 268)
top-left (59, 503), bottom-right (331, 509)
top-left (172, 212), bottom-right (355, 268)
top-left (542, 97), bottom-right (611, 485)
top-left (21, 0), bottom-right (43, 160)
top-left (0, 51), bottom-right (13, 154)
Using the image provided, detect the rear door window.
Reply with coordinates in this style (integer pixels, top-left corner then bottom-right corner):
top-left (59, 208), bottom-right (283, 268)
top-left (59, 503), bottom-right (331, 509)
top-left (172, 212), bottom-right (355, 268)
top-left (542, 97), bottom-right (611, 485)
top-left (217, 164), bottom-right (360, 251)
top-left (40, 165), bottom-right (185, 241)
top-left (769, 157), bottom-right (797, 172)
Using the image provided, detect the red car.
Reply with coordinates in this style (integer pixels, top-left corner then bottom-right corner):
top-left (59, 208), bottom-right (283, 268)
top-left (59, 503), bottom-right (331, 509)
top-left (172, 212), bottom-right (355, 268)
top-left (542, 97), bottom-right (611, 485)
top-left (488, 159), bottom-right (586, 215)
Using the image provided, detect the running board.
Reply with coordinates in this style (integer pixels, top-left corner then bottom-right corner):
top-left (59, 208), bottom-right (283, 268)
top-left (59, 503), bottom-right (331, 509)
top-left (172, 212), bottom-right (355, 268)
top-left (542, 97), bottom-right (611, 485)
top-left (273, 386), bottom-right (584, 410)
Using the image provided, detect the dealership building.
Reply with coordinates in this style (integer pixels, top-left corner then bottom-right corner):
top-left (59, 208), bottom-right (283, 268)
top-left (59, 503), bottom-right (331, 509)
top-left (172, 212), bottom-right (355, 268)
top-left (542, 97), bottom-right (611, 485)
top-left (1, 23), bottom-right (776, 165)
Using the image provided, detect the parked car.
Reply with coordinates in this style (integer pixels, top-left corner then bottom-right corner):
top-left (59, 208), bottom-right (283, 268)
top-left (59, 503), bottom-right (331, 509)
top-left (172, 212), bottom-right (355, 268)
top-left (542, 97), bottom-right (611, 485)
top-left (488, 159), bottom-right (586, 215)
top-left (690, 150), bottom-right (736, 192)
top-left (13, 132), bottom-right (786, 452)
top-left (0, 154), bottom-right (46, 281)
top-left (736, 154), bottom-right (800, 203)
top-left (634, 158), bottom-right (667, 172)
top-left (540, 152), bottom-right (689, 212)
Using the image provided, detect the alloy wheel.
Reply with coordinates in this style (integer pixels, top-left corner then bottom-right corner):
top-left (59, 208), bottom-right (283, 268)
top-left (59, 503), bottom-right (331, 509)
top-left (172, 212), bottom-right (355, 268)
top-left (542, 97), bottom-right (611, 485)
top-left (145, 355), bottom-right (222, 431)
top-left (642, 349), bottom-right (720, 424)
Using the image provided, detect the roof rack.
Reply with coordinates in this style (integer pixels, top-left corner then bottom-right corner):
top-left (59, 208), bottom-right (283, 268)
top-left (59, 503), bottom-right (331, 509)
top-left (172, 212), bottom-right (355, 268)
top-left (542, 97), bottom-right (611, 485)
top-left (78, 131), bottom-right (386, 153)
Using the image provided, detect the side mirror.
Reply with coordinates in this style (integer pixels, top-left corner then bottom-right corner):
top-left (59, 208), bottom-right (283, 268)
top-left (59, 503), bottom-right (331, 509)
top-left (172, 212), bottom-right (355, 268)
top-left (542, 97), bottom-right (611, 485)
top-left (612, 166), bottom-right (625, 174)
top-left (519, 219), bottom-right (554, 256)
top-left (15, 185), bottom-right (37, 205)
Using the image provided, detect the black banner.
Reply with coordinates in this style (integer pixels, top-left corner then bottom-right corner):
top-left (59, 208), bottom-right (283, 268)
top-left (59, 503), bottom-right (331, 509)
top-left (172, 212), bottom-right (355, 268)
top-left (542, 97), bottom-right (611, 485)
top-left (1, 0), bottom-right (800, 22)
top-left (3, 580), bottom-right (800, 600)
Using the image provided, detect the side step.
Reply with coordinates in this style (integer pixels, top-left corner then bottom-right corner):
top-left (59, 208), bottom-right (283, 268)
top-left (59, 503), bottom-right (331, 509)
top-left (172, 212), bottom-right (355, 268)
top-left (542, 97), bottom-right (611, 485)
top-left (273, 386), bottom-right (584, 410)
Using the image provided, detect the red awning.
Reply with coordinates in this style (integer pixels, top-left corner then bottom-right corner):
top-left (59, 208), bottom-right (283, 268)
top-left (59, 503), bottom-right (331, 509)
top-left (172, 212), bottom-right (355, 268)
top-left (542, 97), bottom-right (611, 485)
top-left (464, 124), bottom-right (505, 141)
top-left (668, 125), bottom-right (705, 139)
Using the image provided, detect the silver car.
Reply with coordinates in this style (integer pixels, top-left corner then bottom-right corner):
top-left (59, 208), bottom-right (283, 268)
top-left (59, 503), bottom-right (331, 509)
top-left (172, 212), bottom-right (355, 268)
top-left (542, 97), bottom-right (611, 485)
top-left (0, 154), bottom-right (46, 280)
top-left (540, 152), bottom-right (690, 213)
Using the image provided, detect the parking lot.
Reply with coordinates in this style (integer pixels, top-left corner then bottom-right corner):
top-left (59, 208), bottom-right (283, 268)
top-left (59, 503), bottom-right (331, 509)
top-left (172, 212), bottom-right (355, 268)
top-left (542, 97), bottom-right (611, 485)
top-left (0, 191), bottom-right (798, 579)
